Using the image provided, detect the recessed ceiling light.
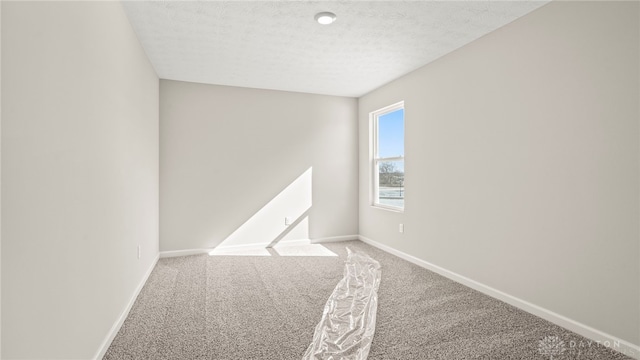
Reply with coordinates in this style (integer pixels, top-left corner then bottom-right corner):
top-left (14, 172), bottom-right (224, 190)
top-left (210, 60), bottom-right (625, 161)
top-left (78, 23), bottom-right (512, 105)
top-left (315, 12), bottom-right (336, 25)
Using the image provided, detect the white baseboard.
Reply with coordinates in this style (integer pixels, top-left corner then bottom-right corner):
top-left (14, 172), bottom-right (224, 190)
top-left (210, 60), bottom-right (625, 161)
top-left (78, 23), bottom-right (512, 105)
top-left (271, 239), bottom-right (311, 247)
top-left (160, 240), bottom-right (311, 258)
top-left (160, 236), bottom-right (360, 258)
top-left (93, 253), bottom-right (159, 360)
top-left (311, 234), bottom-right (359, 244)
top-left (358, 235), bottom-right (640, 360)
top-left (160, 247), bottom-right (212, 258)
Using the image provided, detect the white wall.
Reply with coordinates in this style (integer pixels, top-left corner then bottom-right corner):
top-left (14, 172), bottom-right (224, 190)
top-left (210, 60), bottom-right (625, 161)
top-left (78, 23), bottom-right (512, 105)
top-left (0, 1), bottom-right (3, 356)
top-left (160, 80), bottom-right (358, 252)
top-left (2, 2), bottom-right (159, 359)
top-left (359, 0), bottom-right (639, 349)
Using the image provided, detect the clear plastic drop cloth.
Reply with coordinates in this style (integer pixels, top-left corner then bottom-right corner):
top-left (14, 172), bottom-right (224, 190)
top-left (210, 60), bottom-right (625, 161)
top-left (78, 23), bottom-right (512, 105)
top-left (302, 248), bottom-right (382, 360)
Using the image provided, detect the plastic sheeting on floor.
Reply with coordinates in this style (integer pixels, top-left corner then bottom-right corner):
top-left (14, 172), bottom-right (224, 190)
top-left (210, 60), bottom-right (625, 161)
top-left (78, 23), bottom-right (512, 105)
top-left (302, 248), bottom-right (382, 360)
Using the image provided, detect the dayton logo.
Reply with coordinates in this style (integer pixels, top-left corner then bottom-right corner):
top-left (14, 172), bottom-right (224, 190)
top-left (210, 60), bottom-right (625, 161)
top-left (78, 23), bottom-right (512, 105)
top-left (538, 336), bottom-right (566, 359)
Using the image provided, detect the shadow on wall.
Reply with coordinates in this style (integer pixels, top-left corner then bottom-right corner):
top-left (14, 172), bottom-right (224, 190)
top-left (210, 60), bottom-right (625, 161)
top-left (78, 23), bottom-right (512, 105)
top-left (208, 167), bottom-right (336, 257)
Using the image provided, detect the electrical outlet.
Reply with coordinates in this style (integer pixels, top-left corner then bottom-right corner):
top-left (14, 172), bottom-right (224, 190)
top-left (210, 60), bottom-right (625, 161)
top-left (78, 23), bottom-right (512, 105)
top-left (137, 245), bottom-right (141, 260)
top-left (399, 224), bottom-right (404, 233)
top-left (285, 217), bottom-right (291, 226)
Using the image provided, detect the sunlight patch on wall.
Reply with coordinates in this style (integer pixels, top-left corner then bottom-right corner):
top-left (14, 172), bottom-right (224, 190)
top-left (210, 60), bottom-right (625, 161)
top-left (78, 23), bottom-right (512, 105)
top-left (207, 167), bottom-right (336, 257)
top-left (209, 167), bottom-right (338, 256)
top-left (208, 168), bottom-right (314, 255)
top-left (215, 167), bottom-right (312, 250)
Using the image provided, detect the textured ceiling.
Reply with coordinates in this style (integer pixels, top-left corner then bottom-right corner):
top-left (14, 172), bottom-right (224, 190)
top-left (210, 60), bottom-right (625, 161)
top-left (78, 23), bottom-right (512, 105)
top-left (122, 1), bottom-right (548, 97)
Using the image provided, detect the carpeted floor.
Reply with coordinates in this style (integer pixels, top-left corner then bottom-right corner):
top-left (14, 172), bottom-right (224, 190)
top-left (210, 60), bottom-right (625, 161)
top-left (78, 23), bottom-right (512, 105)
top-left (104, 241), bottom-right (632, 359)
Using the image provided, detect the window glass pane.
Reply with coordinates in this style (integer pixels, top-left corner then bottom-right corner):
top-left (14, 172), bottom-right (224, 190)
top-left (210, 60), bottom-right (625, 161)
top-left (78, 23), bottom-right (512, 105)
top-left (377, 160), bottom-right (404, 208)
top-left (378, 109), bottom-right (404, 158)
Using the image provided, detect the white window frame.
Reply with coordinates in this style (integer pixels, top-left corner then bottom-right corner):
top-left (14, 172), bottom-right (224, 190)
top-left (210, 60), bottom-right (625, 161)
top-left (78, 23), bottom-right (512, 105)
top-left (370, 101), bottom-right (405, 212)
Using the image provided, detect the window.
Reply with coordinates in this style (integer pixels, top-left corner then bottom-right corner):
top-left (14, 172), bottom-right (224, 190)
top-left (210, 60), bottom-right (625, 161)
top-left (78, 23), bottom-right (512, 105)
top-left (371, 101), bottom-right (404, 211)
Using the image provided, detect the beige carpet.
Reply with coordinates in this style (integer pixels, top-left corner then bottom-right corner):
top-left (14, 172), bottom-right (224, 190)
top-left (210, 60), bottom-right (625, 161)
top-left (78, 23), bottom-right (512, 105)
top-left (104, 241), bottom-right (632, 359)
